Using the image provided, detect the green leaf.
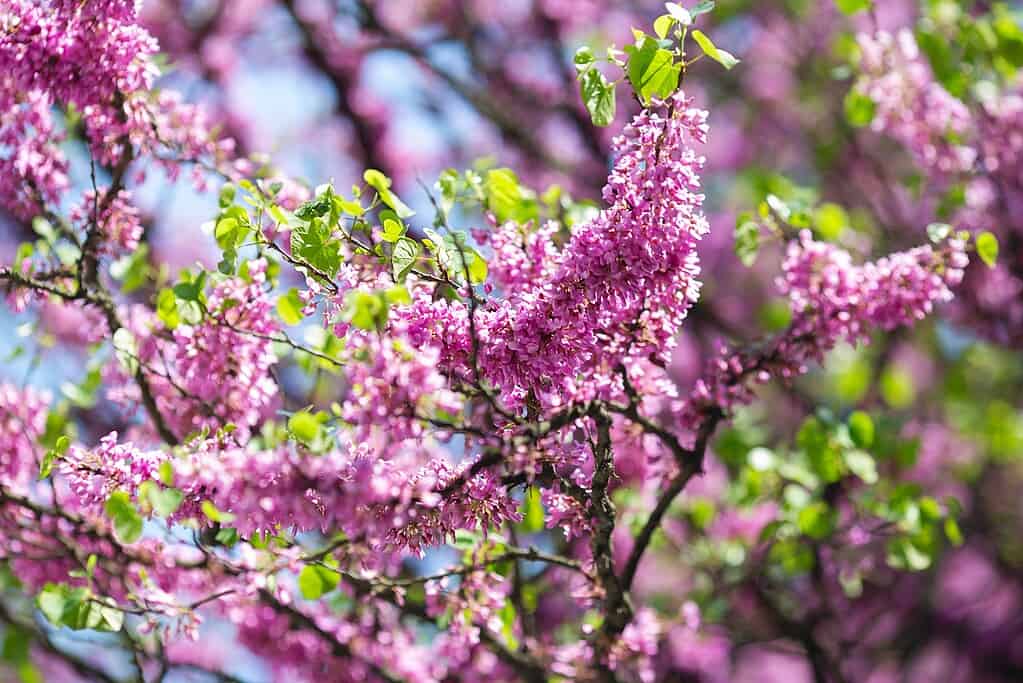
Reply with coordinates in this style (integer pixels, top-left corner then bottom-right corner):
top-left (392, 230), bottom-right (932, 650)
top-left (215, 527), bottom-right (239, 547)
top-left (467, 250), bottom-right (488, 285)
top-left (814, 203), bottom-right (848, 240)
top-left (847, 411), bottom-right (875, 448)
top-left (626, 37), bottom-right (681, 103)
top-left (345, 291), bottom-right (385, 330)
top-left (734, 214), bottom-right (760, 267)
top-left (159, 461), bottom-right (174, 486)
top-left (38, 435), bottom-right (69, 480)
top-left (37, 584), bottom-right (73, 626)
top-left (691, 1), bottom-right (716, 18)
top-left (691, 30), bottom-right (740, 69)
top-left (578, 68), bottom-right (617, 127)
top-left (765, 194), bottom-right (791, 221)
top-left (944, 517), bottom-right (964, 546)
top-left (218, 182), bottom-right (236, 208)
top-left (758, 299), bottom-right (792, 332)
top-left (156, 288), bottom-right (181, 330)
top-left (880, 366), bottom-right (915, 409)
top-left (687, 497), bottom-right (716, 530)
top-left (520, 487), bottom-right (545, 533)
top-left (97, 605), bottom-right (124, 632)
top-left (2, 624), bottom-right (31, 664)
top-left (844, 90), bottom-right (876, 127)
top-left (453, 529), bottom-right (482, 550)
top-left (769, 538), bottom-right (815, 575)
top-left (886, 536), bottom-right (932, 571)
top-left (201, 500), bottom-right (235, 524)
top-left (298, 564), bottom-right (340, 600)
top-left (37, 584), bottom-right (123, 632)
top-left (392, 237), bottom-right (421, 283)
top-left (573, 46), bottom-right (596, 70)
top-left (653, 15), bottom-right (674, 40)
top-left (798, 502), bottom-right (837, 540)
top-left (381, 217), bottom-right (406, 243)
top-left (625, 37), bottom-right (656, 92)
top-left (485, 169), bottom-right (523, 222)
top-left (148, 486), bottom-right (184, 517)
top-left (295, 187), bottom-right (336, 221)
top-left (383, 285), bottom-right (412, 306)
top-left (291, 217), bottom-right (342, 279)
top-left (171, 271), bottom-right (205, 302)
top-left (364, 169), bottom-right (415, 219)
top-left (798, 417), bottom-right (843, 483)
top-left (105, 491), bottom-right (143, 544)
top-left (835, 0), bottom-right (872, 15)
top-left (277, 288), bottom-right (305, 326)
top-left (109, 244), bottom-right (150, 293)
top-left (214, 207), bottom-right (252, 249)
top-left (976, 231), bottom-right (999, 268)
top-left (288, 410), bottom-right (322, 444)
top-left (425, 229), bottom-right (488, 285)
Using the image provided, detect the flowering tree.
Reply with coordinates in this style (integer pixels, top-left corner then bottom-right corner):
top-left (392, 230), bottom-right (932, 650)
top-left (0, 1), bottom-right (1021, 682)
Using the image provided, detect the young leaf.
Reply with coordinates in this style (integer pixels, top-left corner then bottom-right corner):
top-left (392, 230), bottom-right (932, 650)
top-left (381, 217), bottom-right (406, 243)
top-left (653, 14), bottom-right (674, 39)
top-left (520, 487), bottom-right (545, 533)
top-left (148, 486), bottom-right (184, 517)
top-left (392, 237), bottom-right (421, 283)
top-left (626, 37), bottom-right (681, 103)
top-left (573, 46), bottom-right (596, 71)
top-left (298, 565), bottom-right (340, 600)
top-left (345, 291), bottom-right (386, 330)
top-left (201, 500), bottom-right (236, 524)
top-left (691, 1), bottom-right (716, 17)
top-left (797, 502), bottom-right (837, 540)
top-left (734, 214), bottom-right (760, 266)
top-left (291, 218), bottom-right (342, 279)
top-left (579, 68), bottom-right (617, 127)
top-left (691, 30), bottom-right (740, 69)
top-left (976, 231), bottom-right (999, 268)
top-left (38, 435), bottom-right (69, 480)
top-left (105, 491), bottom-right (143, 544)
top-left (484, 169), bottom-right (523, 222)
top-left (835, 0), bottom-right (872, 15)
top-left (288, 410), bottom-right (322, 444)
top-left (363, 169), bottom-right (415, 218)
top-left (847, 410), bottom-right (875, 448)
top-left (844, 90), bottom-right (876, 127)
top-left (277, 288), bottom-right (305, 326)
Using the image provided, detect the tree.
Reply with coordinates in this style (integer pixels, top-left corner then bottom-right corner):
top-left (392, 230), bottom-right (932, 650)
top-left (0, 1), bottom-right (1020, 682)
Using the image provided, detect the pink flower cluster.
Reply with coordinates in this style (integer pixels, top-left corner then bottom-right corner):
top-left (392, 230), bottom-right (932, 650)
top-left (1, 1), bottom-right (157, 113)
top-left (780, 230), bottom-right (967, 337)
top-left (0, 0), bottom-right (237, 236)
top-left (483, 219), bottom-right (562, 295)
top-left (855, 30), bottom-right (976, 175)
top-left (0, 383), bottom-right (49, 490)
top-left (403, 91), bottom-right (709, 411)
top-left (338, 329), bottom-right (463, 444)
top-left (107, 262), bottom-right (279, 441)
top-left (64, 433), bottom-right (521, 561)
top-left (680, 231), bottom-right (967, 432)
top-left (69, 187), bottom-right (143, 256)
top-left (0, 84), bottom-right (68, 219)
top-left (62, 431), bottom-right (164, 509)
